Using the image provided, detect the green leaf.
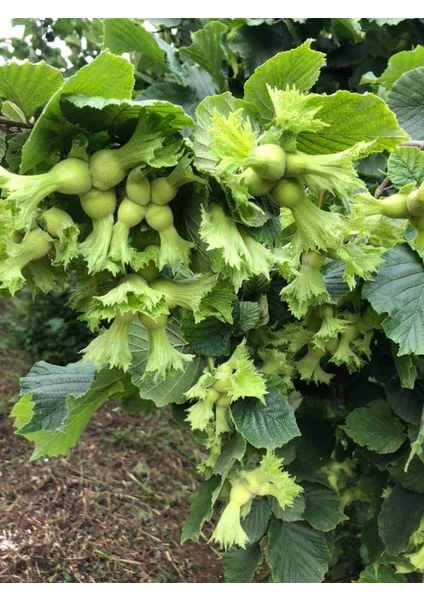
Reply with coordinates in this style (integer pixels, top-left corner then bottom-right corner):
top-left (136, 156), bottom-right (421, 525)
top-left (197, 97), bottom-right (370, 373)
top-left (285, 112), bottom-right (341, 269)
top-left (387, 146), bottom-right (424, 188)
top-left (213, 433), bottom-right (246, 477)
top-left (229, 23), bottom-right (287, 77)
top-left (266, 520), bottom-right (331, 583)
top-left (323, 261), bottom-right (350, 302)
top-left (269, 493), bottom-right (306, 522)
top-left (222, 543), bottom-right (262, 583)
top-left (194, 92), bottom-right (253, 173)
top-left (298, 91), bottom-right (408, 155)
top-left (136, 80), bottom-right (200, 118)
top-left (128, 317), bottom-right (202, 407)
top-left (386, 376), bottom-right (424, 424)
top-left (242, 497), bottom-right (272, 543)
top-left (63, 94), bottom-right (193, 131)
top-left (0, 61), bottom-right (63, 119)
top-left (343, 400), bottom-right (406, 454)
top-left (388, 67), bottom-right (424, 139)
top-left (362, 244), bottom-right (424, 355)
top-left (392, 350), bottom-right (418, 390)
top-left (302, 483), bottom-right (347, 532)
top-left (21, 52), bottom-right (134, 173)
top-left (18, 360), bottom-right (94, 433)
top-left (357, 564), bottom-right (408, 583)
top-left (389, 455), bottom-right (424, 494)
top-left (180, 21), bottom-right (228, 92)
top-left (103, 18), bottom-right (165, 68)
top-left (1, 100), bottom-right (27, 123)
top-left (376, 46), bottom-right (424, 90)
top-left (331, 18), bottom-right (364, 43)
top-left (5, 130), bottom-right (30, 172)
top-left (181, 313), bottom-right (232, 357)
top-left (233, 301), bottom-right (260, 332)
top-left (377, 485), bottom-right (424, 555)
top-left (12, 369), bottom-right (128, 460)
top-left (244, 41), bottom-right (325, 123)
top-left (232, 389), bottom-right (300, 450)
top-left (181, 475), bottom-right (222, 543)
top-left (200, 279), bottom-right (236, 325)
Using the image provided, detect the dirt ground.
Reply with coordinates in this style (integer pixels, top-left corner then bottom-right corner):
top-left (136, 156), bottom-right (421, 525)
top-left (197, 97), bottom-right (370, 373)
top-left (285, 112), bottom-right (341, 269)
top-left (0, 335), bottom-right (223, 583)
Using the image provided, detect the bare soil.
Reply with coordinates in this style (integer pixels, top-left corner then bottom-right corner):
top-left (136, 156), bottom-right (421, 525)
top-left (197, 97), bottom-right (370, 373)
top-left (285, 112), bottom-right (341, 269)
top-left (0, 329), bottom-right (223, 583)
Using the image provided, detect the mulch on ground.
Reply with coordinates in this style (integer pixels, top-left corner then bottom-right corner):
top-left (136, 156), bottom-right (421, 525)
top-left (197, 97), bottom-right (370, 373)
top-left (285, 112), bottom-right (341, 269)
top-left (0, 339), bottom-right (223, 583)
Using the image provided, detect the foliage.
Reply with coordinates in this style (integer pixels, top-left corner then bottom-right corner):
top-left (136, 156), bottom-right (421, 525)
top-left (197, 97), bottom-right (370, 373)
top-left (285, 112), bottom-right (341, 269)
top-left (1, 287), bottom-right (93, 364)
top-left (2, 17), bottom-right (424, 584)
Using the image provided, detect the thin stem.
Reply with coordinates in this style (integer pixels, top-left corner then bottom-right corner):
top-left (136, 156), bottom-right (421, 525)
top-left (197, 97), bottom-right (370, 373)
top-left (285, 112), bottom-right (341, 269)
top-left (375, 176), bottom-right (391, 198)
top-left (403, 140), bottom-right (424, 150)
top-left (0, 117), bottom-right (33, 129)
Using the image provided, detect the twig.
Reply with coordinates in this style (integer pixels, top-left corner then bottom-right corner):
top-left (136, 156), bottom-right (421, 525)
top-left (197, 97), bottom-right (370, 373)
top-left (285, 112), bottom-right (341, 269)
top-left (375, 176), bottom-right (391, 198)
top-left (375, 139), bottom-right (424, 198)
top-left (0, 117), bottom-right (33, 130)
top-left (403, 140), bottom-right (424, 150)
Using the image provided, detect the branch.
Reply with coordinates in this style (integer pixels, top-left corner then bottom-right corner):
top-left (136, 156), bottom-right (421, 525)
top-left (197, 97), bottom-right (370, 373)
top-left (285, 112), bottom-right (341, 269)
top-left (375, 140), bottom-right (424, 198)
top-left (403, 140), bottom-right (424, 150)
top-left (375, 176), bottom-right (391, 199)
top-left (0, 117), bottom-right (33, 130)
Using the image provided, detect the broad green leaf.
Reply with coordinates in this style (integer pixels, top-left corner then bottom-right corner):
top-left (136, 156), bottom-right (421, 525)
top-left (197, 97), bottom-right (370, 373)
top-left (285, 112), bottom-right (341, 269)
top-left (392, 350), bottom-right (418, 390)
top-left (376, 46), bottom-right (424, 90)
top-left (229, 23), bottom-right (287, 77)
top-left (63, 94), bottom-right (193, 131)
top-left (266, 520), bottom-right (331, 583)
top-left (213, 433), bottom-right (246, 477)
top-left (302, 483), bottom-right (347, 532)
top-left (331, 18), bottom-right (364, 43)
top-left (386, 376), bottom-right (424, 424)
top-left (269, 493), bottom-right (306, 523)
top-left (1, 100), bottom-right (27, 123)
top-left (298, 91), bottom-right (408, 154)
top-left (180, 21), bottom-right (228, 92)
top-left (194, 92), bottom-right (253, 173)
top-left (181, 313), bottom-right (232, 357)
top-left (377, 485), bottom-right (424, 555)
top-left (199, 280), bottom-right (236, 325)
top-left (389, 455), bottom-right (424, 494)
top-left (223, 543), bottom-right (262, 583)
top-left (232, 389), bottom-right (300, 450)
top-left (12, 369), bottom-right (128, 460)
top-left (244, 41), bottom-right (325, 123)
top-left (128, 317), bottom-right (202, 407)
top-left (103, 18), bottom-right (165, 68)
top-left (137, 80), bottom-right (201, 117)
top-left (233, 301), bottom-right (260, 332)
top-left (387, 146), bottom-right (424, 188)
top-left (5, 130), bottom-right (30, 172)
top-left (388, 67), bottom-right (424, 139)
top-left (343, 400), bottom-right (406, 454)
top-left (21, 52), bottom-right (134, 173)
top-left (362, 244), bottom-right (424, 355)
top-left (357, 564), bottom-right (408, 583)
top-left (241, 497), bottom-right (272, 543)
top-left (0, 61), bottom-right (63, 119)
top-left (181, 475), bottom-right (221, 543)
top-left (18, 360), bottom-right (94, 433)
top-left (323, 261), bottom-right (350, 302)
